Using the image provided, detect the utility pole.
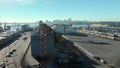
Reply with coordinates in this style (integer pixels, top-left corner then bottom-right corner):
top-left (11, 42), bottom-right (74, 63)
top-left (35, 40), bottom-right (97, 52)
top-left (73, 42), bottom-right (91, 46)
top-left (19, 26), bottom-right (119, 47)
top-left (4, 23), bottom-right (6, 32)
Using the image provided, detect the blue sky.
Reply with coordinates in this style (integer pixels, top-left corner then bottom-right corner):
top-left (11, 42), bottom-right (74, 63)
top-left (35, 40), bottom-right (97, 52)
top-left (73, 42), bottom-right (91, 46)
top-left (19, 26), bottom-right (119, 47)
top-left (0, 0), bottom-right (120, 22)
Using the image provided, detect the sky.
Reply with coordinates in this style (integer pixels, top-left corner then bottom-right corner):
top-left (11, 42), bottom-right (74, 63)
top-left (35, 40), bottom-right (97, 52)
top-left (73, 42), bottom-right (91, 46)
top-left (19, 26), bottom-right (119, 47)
top-left (0, 0), bottom-right (120, 22)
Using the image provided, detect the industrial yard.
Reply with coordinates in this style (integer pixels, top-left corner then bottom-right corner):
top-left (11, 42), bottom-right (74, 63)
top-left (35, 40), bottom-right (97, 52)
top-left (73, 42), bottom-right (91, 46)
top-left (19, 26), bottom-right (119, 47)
top-left (63, 33), bottom-right (120, 68)
top-left (1, 0), bottom-right (120, 68)
top-left (0, 22), bottom-right (120, 68)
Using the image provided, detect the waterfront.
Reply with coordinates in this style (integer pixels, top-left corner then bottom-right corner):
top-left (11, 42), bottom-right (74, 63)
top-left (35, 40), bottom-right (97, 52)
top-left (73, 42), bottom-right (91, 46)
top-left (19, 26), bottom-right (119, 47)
top-left (1, 23), bottom-right (89, 32)
top-left (1, 23), bottom-right (39, 32)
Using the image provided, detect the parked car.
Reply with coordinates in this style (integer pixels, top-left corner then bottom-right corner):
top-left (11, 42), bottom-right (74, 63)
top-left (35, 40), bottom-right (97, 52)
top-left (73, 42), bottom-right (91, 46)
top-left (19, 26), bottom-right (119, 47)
top-left (9, 51), bottom-right (13, 55)
top-left (0, 62), bottom-right (5, 68)
top-left (5, 54), bottom-right (11, 57)
top-left (23, 37), bottom-right (27, 40)
top-left (12, 49), bottom-right (16, 52)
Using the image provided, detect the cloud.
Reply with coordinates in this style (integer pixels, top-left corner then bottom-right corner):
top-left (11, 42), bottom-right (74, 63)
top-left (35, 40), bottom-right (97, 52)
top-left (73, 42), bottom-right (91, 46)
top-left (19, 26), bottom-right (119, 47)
top-left (0, 0), bottom-right (13, 6)
top-left (15, 0), bottom-right (33, 5)
top-left (39, 0), bottom-right (55, 6)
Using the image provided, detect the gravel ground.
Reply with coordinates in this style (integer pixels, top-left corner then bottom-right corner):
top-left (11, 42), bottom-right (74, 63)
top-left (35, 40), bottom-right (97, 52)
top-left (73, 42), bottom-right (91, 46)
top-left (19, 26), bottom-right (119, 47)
top-left (64, 34), bottom-right (120, 68)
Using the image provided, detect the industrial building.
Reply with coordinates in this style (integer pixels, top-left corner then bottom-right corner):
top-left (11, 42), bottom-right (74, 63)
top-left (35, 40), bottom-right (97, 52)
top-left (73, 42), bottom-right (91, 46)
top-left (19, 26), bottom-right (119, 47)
top-left (22, 24), bottom-right (33, 32)
top-left (51, 24), bottom-right (76, 34)
top-left (22, 24), bottom-right (30, 30)
top-left (31, 31), bottom-right (41, 58)
top-left (31, 24), bottom-right (54, 60)
top-left (5, 26), bottom-right (11, 31)
top-left (0, 26), bottom-right (3, 33)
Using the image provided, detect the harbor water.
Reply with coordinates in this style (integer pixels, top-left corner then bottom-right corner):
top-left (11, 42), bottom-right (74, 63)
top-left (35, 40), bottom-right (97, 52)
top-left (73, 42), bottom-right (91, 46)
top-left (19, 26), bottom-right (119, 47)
top-left (4, 23), bottom-right (39, 31)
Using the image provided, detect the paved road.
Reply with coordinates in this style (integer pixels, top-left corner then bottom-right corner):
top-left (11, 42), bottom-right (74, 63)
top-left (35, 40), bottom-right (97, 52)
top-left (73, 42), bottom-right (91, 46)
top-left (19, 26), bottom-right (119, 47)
top-left (23, 45), bottom-right (40, 68)
top-left (63, 34), bottom-right (120, 68)
top-left (0, 32), bottom-right (31, 68)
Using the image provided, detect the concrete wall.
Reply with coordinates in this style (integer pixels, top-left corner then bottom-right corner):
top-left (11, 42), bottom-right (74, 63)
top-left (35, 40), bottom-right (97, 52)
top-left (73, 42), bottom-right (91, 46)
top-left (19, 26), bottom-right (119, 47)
top-left (31, 32), bottom-right (41, 58)
top-left (46, 28), bottom-right (54, 57)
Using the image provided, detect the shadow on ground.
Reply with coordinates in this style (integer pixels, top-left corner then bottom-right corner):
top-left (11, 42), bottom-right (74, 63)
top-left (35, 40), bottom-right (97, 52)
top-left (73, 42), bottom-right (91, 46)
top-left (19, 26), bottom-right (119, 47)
top-left (64, 32), bottom-right (88, 37)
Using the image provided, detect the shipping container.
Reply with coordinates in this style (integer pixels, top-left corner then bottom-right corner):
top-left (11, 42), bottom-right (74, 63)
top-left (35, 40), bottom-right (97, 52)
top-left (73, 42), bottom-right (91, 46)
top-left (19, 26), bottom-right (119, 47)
top-left (107, 33), bottom-right (114, 36)
top-left (106, 36), bottom-right (114, 40)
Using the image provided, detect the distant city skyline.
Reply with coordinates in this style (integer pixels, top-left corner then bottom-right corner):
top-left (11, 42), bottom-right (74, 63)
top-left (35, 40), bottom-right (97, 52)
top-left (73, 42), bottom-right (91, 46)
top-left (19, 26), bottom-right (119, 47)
top-left (0, 0), bottom-right (120, 22)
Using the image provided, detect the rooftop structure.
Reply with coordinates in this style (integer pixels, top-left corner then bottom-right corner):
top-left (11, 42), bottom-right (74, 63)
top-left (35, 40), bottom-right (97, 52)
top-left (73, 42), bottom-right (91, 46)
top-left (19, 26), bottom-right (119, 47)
top-left (51, 24), bottom-right (76, 34)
